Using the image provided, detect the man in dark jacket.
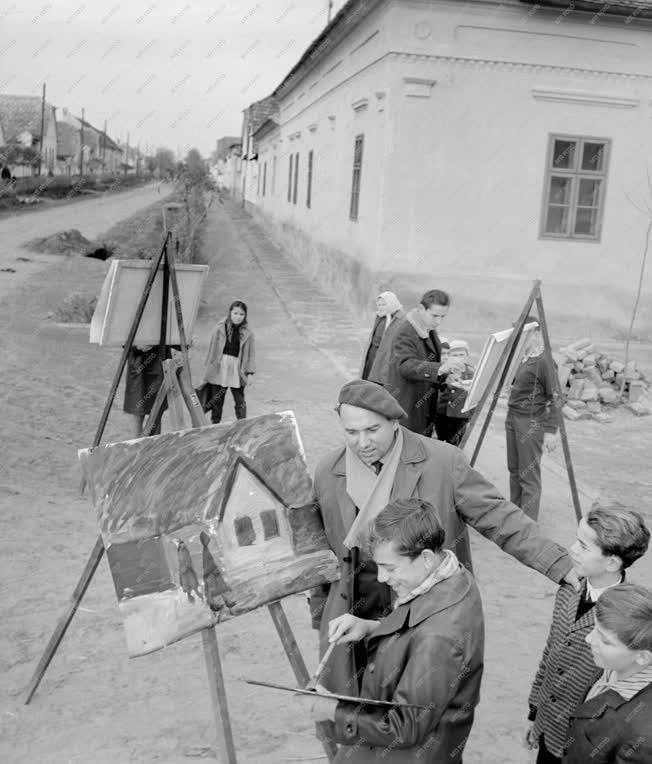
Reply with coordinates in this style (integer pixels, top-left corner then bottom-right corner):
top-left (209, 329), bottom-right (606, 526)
top-left (309, 379), bottom-right (579, 699)
top-left (385, 289), bottom-right (464, 436)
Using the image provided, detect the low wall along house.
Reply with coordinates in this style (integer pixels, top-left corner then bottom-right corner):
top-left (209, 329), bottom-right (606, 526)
top-left (243, 0), bottom-right (652, 338)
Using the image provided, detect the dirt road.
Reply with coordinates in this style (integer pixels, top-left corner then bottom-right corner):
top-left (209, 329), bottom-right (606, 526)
top-left (0, 182), bottom-right (168, 301)
top-left (1, 197), bottom-right (650, 763)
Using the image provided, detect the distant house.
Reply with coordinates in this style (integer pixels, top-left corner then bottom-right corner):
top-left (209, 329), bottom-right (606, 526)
top-left (56, 121), bottom-right (80, 176)
top-left (58, 108), bottom-right (123, 175)
top-left (238, 95), bottom-right (278, 204)
top-left (0, 94), bottom-right (57, 177)
top-left (215, 140), bottom-right (242, 191)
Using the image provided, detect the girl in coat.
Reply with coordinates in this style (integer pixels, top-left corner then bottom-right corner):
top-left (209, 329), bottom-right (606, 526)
top-left (303, 497), bottom-right (485, 763)
top-left (563, 583), bottom-right (652, 764)
top-left (203, 301), bottom-right (255, 424)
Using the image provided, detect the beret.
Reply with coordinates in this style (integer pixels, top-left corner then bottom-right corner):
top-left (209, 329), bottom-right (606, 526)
top-left (338, 379), bottom-right (407, 420)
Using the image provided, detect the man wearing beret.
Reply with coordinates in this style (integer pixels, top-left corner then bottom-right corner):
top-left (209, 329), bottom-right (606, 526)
top-left (309, 379), bottom-right (579, 699)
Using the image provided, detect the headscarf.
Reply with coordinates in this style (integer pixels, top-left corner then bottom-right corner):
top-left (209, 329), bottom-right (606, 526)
top-left (376, 291), bottom-right (403, 321)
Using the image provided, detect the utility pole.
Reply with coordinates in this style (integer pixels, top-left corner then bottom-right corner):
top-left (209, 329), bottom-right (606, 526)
top-left (79, 107), bottom-right (85, 178)
top-left (103, 119), bottom-right (107, 172)
top-left (38, 82), bottom-right (46, 176)
top-left (136, 142), bottom-right (141, 177)
top-left (125, 132), bottom-right (130, 175)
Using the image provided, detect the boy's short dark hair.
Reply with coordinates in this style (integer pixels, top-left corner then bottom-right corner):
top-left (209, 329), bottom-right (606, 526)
top-left (367, 498), bottom-right (445, 559)
top-left (596, 583), bottom-right (652, 651)
top-left (420, 289), bottom-right (450, 309)
top-left (586, 500), bottom-right (650, 570)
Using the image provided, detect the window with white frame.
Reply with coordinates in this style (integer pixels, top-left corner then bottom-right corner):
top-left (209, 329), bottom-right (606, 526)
top-left (541, 135), bottom-right (610, 241)
top-left (349, 134), bottom-right (364, 221)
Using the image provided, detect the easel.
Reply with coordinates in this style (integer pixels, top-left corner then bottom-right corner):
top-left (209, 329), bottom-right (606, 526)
top-left (25, 231), bottom-right (338, 761)
top-left (459, 280), bottom-right (582, 523)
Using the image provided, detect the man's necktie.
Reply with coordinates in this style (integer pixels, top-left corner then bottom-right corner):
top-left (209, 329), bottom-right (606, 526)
top-left (372, 460), bottom-right (383, 475)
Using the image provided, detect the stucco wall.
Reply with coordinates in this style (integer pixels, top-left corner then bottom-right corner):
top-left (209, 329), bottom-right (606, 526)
top-left (250, 0), bottom-right (652, 337)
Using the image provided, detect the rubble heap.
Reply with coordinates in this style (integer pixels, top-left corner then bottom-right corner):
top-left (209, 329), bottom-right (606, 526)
top-left (559, 338), bottom-right (650, 422)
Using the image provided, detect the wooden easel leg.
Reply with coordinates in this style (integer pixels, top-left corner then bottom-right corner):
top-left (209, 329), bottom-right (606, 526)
top-left (24, 535), bottom-right (106, 704)
top-left (201, 627), bottom-right (238, 764)
top-left (27, 233), bottom-right (176, 703)
top-left (534, 289), bottom-right (583, 523)
top-left (462, 284), bottom-right (539, 466)
top-left (267, 601), bottom-right (338, 762)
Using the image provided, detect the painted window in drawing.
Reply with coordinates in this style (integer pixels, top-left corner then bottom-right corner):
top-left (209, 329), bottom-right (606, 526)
top-left (235, 516), bottom-right (256, 546)
top-left (541, 135), bottom-right (610, 241)
top-left (261, 509), bottom-right (280, 540)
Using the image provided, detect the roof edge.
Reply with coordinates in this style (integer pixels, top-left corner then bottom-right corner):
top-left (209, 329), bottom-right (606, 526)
top-left (272, 0), bottom-right (385, 100)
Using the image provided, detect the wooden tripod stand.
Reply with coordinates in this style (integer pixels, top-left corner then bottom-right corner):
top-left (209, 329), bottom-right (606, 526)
top-left (459, 280), bottom-right (582, 523)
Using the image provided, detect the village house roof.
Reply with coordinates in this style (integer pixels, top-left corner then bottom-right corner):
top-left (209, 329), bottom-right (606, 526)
top-left (272, 0), bottom-right (382, 100)
top-left (272, 0), bottom-right (652, 99)
top-left (0, 94), bottom-right (56, 143)
top-left (243, 95), bottom-right (278, 136)
top-left (252, 117), bottom-right (279, 142)
top-left (519, 0), bottom-right (652, 18)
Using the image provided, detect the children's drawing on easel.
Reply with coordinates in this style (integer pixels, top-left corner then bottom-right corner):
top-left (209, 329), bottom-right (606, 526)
top-left (79, 411), bottom-right (339, 657)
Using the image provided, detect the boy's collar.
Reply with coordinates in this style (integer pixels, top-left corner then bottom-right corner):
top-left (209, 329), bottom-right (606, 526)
top-left (585, 571), bottom-right (625, 602)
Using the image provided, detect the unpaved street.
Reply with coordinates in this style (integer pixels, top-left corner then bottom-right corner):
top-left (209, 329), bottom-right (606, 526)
top-left (0, 183), bottom-right (168, 300)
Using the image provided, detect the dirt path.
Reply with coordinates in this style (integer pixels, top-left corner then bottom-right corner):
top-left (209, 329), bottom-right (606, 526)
top-left (1, 198), bottom-right (650, 763)
top-left (0, 182), bottom-right (169, 301)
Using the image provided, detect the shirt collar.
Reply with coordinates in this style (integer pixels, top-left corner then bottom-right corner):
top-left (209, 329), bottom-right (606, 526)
top-left (586, 574), bottom-right (623, 602)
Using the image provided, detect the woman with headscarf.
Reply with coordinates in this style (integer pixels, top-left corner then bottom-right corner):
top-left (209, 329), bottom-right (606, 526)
top-left (360, 291), bottom-right (404, 384)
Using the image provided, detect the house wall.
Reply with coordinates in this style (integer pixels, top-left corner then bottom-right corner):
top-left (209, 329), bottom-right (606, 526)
top-left (378, 0), bottom-right (652, 335)
top-left (247, 0), bottom-right (652, 335)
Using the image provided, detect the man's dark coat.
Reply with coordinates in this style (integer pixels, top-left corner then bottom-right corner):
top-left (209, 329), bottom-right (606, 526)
top-left (384, 318), bottom-right (442, 435)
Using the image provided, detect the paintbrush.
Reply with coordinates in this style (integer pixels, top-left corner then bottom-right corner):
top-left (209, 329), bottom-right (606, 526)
top-left (305, 640), bottom-right (337, 691)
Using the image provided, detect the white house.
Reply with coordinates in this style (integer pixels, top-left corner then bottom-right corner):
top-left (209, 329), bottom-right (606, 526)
top-left (247, 0), bottom-right (652, 338)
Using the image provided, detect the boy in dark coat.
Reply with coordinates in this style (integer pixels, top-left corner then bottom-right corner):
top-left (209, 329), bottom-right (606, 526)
top-left (303, 498), bottom-right (484, 763)
top-left (525, 501), bottom-right (649, 763)
top-left (563, 583), bottom-right (652, 764)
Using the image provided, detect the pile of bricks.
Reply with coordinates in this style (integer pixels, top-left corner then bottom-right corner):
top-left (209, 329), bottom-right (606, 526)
top-left (559, 338), bottom-right (650, 422)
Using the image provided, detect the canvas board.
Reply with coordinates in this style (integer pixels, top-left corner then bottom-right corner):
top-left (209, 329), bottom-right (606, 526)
top-left (89, 259), bottom-right (208, 346)
top-left (461, 322), bottom-right (538, 413)
top-left (79, 412), bottom-right (339, 657)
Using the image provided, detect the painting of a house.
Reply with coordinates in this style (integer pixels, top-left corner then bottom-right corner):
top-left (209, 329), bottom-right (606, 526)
top-left (79, 412), bottom-right (339, 657)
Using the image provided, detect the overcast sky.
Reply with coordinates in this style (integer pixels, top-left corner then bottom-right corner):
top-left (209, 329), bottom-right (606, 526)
top-left (2, 1), bottom-right (348, 156)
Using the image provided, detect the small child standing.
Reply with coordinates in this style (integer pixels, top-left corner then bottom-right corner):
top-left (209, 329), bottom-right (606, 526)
top-left (525, 501), bottom-right (650, 763)
top-left (435, 339), bottom-right (474, 447)
top-left (203, 300), bottom-right (256, 424)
